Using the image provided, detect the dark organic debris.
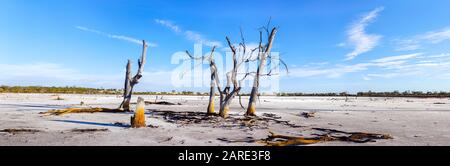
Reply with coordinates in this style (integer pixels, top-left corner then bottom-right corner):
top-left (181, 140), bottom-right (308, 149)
top-left (158, 137), bottom-right (173, 143)
top-left (70, 128), bottom-right (109, 132)
top-left (311, 127), bottom-right (393, 143)
top-left (300, 112), bottom-right (315, 118)
top-left (54, 96), bottom-right (64, 100)
top-left (40, 107), bottom-right (124, 116)
top-left (151, 110), bottom-right (303, 129)
top-left (262, 113), bottom-right (282, 119)
top-left (0, 128), bottom-right (41, 134)
top-left (147, 124), bottom-right (159, 128)
top-left (218, 128), bottom-right (393, 146)
top-left (263, 132), bottom-right (330, 146)
top-left (145, 101), bottom-right (181, 105)
top-left (217, 137), bottom-right (257, 143)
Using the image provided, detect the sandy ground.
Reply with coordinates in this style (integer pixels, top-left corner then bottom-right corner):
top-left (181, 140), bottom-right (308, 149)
top-left (0, 93), bottom-right (449, 146)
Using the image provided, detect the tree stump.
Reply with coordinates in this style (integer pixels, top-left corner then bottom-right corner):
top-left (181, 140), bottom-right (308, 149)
top-left (131, 97), bottom-right (146, 128)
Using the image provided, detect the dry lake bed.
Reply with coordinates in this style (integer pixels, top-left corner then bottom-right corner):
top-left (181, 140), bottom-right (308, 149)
top-left (0, 93), bottom-right (449, 146)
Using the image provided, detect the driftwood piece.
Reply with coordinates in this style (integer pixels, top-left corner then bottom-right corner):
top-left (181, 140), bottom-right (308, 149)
top-left (70, 128), bottom-right (109, 132)
top-left (0, 128), bottom-right (41, 134)
top-left (218, 128), bottom-right (393, 146)
top-left (40, 107), bottom-right (123, 116)
top-left (131, 97), bottom-right (146, 128)
top-left (144, 101), bottom-right (181, 105)
top-left (262, 129), bottom-right (393, 146)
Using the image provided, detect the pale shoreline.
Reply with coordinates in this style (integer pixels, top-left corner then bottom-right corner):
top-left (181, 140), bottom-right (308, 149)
top-left (0, 93), bottom-right (449, 146)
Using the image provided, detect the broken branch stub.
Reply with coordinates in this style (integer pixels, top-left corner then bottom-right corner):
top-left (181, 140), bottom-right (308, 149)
top-left (131, 97), bottom-right (146, 128)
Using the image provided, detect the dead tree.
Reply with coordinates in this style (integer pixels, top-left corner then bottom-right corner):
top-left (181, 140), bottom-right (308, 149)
top-left (186, 46), bottom-right (218, 115)
top-left (119, 40), bottom-right (148, 111)
top-left (186, 36), bottom-right (251, 118)
top-left (186, 26), bottom-right (283, 118)
top-left (246, 26), bottom-right (287, 116)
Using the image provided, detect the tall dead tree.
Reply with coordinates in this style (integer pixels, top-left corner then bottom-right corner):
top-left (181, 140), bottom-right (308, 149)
top-left (186, 46), bottom-right (218, 115)
top-left (246, 25), bottom-right (288, 116)
top-left (246, 28), bottom-right (277, 116)
top-left (119, 40), bottom-right (148, 111)
top-left (216, 36), bottom-right (252, 118)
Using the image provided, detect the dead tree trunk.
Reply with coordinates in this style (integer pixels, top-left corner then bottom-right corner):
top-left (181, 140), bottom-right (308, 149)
top-left (217, 37), bottom-right (245, 118)
top-left (186, 27), bottom-right (279, 118)
top-left (186, 47), bottom-right (217, 115)
top-left (121, 60), bottom-right (133, 111)
top-left (131, 97), bottom-right (146, 128)
top-left (207, 47), bottom-right (217, 115)
top-left (119, 40), bottom-right (148, 111)
top-left (247, 28), bottom-right (278, 116)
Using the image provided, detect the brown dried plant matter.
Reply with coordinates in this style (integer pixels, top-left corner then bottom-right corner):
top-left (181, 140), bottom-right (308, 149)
top-left (40, 107), bottom-right (123, 116)
top-left (261, 129), bottom-right (393, 146)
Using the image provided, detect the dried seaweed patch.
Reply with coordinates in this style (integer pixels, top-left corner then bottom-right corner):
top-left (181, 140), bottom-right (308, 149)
top-left (218, 128), bottom-right (393, 146)
top-left (151, 110), bottom-right (303, 129)
top-left (0, 128), bottom-right (41, 134)
top-left (70, 128), bottom-right (109, 132)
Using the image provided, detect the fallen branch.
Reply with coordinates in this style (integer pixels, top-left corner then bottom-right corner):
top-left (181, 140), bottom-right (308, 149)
top-left (262, 129), bottom-right (393, 146)
top-left (145, 101), bottom-right (181, 105)
top-left (218, 129), bottom-right (393, 146)
top-left (40, 107), bottom-right (124, 116)
top-left (262, 132), bottom-right (333, 146)
top-left (70, 128), bottom-right (109, 132)
top-left (217, 137), bottom-right (257, 143)
top-left (0, 128), bottom-right (41, 134)
top-left (311, 127), bottom-right (393, 143)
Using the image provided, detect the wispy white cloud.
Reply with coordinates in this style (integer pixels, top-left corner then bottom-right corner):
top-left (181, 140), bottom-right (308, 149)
top-left (185, 30), bottom-right (223, 47)
top-left (154, 19), bottom-right (181, 33)
top-left (344, 7), bottom-right (384, 60)
top-left (288, 63), bottom-right (372, 78)
top-left (75, 26), bottom-right (158, 47)
top-left (284, 52), bottom-right (434, 79)
top-left (0, 63), bottom-right (174, 90)
top-left (154, 19), bottom-right (222, 47)
top-left (421, 28), bottom-right (450, 43)
top-left (366, 73), bottom-right (400, 78)
top-left (427, 53), bottom-right (450, 58)
top-left (393, 39), bottom-right (422, 51)
top-left (371, 53), bottom-right (422, 63)
top-left (0, 63), bottom-right (122, 87)
top-left (308, 61), bottom-right (330, 66)
top-left (394, 28), bottom-right (450, 51)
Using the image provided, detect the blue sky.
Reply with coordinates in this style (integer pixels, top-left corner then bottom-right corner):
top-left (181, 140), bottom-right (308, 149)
top-left (1, 0), bottom-right (450, 93)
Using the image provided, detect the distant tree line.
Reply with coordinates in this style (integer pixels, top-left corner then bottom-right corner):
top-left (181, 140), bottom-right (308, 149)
top-left (0, 85), bottom-right (120, 94)
top-left (1, 86), bottom-right (450, 98)
top-left (277, 91), bottom-right (450, 98)
top-left (0, 85), bottom-right (210, 95)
